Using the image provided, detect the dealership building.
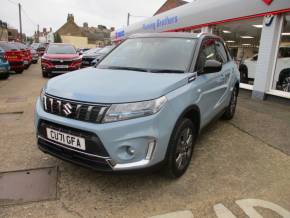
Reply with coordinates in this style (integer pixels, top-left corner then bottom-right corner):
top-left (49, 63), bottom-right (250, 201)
top-left (111, 0), bottom-right (290, 100)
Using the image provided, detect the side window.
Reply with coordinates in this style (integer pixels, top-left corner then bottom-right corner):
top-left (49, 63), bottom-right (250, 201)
top-left (215, 40), bottom-right (228, 63)
top-left (195, 38), bottom-right (217, 73)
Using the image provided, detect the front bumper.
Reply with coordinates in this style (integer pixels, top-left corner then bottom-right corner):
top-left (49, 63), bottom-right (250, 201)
top-left (35, 97), bottom-right (175, 171)
top-left (81, 57), bottom-right (95, 67)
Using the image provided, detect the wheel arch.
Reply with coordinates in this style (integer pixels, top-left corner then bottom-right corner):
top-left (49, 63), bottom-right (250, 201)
top-left (164, 104), bottom-right (201, 164)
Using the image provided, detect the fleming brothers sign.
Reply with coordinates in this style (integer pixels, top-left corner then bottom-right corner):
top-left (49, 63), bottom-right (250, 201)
top-left (143, 16), bottom-right (178, 31)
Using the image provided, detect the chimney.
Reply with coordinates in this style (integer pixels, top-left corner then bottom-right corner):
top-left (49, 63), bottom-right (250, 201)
top-left (83, 22), bottom-right (88, 28)
top-left (110, 27), bottom-right (115, 31)
top-left (67, 14), bottom-right (74, 23)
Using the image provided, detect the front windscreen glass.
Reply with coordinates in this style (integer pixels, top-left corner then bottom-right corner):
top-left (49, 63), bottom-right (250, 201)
top-left (47, 44), bottom-right (76, 54)
top-left (98, 38), bottom-right (196, 73)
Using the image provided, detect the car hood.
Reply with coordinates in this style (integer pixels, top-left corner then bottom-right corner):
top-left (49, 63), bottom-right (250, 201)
top-left (45, 68), bottom-right (191, 103)
top-left (82, 53), bottom-right (104, 58)
top-left (43, 54), bottom-right (79, 59)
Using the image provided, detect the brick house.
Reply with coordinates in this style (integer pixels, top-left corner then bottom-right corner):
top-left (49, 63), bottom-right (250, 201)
top-left (56, 14), bottom-right (113, 48)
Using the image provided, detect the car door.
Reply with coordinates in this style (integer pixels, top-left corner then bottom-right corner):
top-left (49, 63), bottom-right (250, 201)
top-left (215, 39), bottom-right (234, 110)
top-left (193, 38), bottom-right (228, 127)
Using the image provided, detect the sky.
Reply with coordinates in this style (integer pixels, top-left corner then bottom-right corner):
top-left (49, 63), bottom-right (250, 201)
top-left (1, 0), bottom-right (192, 36)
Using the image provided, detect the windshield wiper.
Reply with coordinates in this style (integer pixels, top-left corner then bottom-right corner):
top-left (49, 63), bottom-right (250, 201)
top-left (150, 69), bottom-right (185, 74)
top-left (101, 66), bottom-right (149, 72)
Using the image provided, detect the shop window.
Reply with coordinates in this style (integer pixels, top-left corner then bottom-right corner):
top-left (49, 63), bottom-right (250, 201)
top-left (213, 17), bottom-right (263, 85)
top-left (272, 14), bottom-right (290, 93)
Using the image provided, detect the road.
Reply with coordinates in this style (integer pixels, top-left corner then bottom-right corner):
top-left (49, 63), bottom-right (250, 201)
top-left (0, 63), bottom-right (290, 218)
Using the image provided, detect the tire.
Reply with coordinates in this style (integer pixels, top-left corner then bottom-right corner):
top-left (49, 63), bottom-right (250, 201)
top-left (239, 65), bottom-right (249, 84)
top-left (42, 70), bottom-right (48, 78)
top-left (222, 86), bottom-right (238, 120)
top-left (15, 69), bottom-right (24, 74)
top-left (0, 73), bottom-right (10, 80)
top-left (164, 118), bottom-right (197, 178)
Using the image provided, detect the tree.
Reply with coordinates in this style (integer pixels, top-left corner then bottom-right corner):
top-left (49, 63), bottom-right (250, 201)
top-left (54, 32), bottom-right (62, 43)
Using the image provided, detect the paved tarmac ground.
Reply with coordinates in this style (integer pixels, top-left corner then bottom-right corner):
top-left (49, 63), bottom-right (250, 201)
top-left (0, 63), bottom-right (290, 218)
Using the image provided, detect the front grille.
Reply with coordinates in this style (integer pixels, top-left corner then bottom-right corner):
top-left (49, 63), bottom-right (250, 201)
top-left (50, 60), bottom-right (72, 65)
top-left (82, 57), bottom-right (94, 66)
top-left (42, 94), bottom-right (110, 123)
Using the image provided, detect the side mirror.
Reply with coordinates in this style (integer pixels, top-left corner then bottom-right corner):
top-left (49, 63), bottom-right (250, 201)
top-left (203, 60), bottom-right (222, 74)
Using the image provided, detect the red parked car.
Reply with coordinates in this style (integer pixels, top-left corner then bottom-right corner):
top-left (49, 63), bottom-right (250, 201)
top-left (41, 43), bottom-right (81, 78)
top-left (10, 42), bottom-right (32, 69)
top-left (0, 41), bottom-right (25, 74)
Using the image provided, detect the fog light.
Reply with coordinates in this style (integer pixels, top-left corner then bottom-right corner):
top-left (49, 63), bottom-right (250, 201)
top-left (127, 146), bottom-right (135, 155)
top-left (145, 140), bottom-right (156, 160)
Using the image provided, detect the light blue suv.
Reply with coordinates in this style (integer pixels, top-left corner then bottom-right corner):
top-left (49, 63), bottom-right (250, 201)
top-left (35, 33), bottom-right (240, 178)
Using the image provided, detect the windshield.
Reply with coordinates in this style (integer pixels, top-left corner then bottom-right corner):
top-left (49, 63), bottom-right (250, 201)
top-left (98, 38), bottom-right (196, 73)
top-left (47, 44), bottom-right (76, 54)
top-left (99, 46), bottom-right (114, 54)
top-left (84, 48), bottom-right (101, 55)
top-left (31, 43), bottom-right (40, 50)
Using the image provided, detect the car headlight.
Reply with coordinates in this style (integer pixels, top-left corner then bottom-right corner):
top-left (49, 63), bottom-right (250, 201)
top-left (103, 96), bottom-right (167, 123)
top-left (40, 87), bottom-right (46, 107)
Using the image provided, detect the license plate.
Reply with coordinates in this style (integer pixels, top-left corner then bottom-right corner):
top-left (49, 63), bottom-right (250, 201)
top-left (83, 61), bottom-right (89, 65)
top-left (24, 61), bottom-right (28, 65)
top-left (52, 71), bottom-right (68, 74)
top-left (46, 128), bottom-right (86, 150)
top-left (55, 65), bottom-right (68, 69)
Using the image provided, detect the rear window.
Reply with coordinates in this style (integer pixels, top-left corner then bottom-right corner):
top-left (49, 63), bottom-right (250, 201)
top-left (47, 44), bottom-right (76, 54)
top-left (31, 43), bottom-right (40, 50)
top-left (0, 42), bottom-right (19, 51)
top-left (11, 42), bottom-right (27, 50)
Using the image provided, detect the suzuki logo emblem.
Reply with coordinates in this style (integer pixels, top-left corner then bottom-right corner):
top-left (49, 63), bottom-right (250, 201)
top-left (63, 103), bottom-right (73, 116)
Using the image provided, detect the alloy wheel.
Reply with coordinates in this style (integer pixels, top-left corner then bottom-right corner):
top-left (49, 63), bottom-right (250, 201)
top-left (175, 127), bottom-right (193, 170)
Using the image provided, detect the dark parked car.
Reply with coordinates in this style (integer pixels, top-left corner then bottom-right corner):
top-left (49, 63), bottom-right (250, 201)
top-left (29, 48), bottom-right (39, 64)
top-left (0, 47), bottom-right (10, 79)
top-left (0, 41), bottom-right (25, 74)
top-left (31, 43), bottom-right (48, 56)
top-left (41, 43), bottom-right (81, 77)
top-left (84, 46), bottom-right (115, 67)
top-left (81, 47), bottom-right (102, 67)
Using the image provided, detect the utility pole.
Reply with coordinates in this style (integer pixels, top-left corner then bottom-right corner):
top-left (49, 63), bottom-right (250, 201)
top-left (37, 24), bottom-right (39, 42)
top-left (127, 13), bottom-right (130, 26)
top-left (18, 3), bottom-right (22, 42)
